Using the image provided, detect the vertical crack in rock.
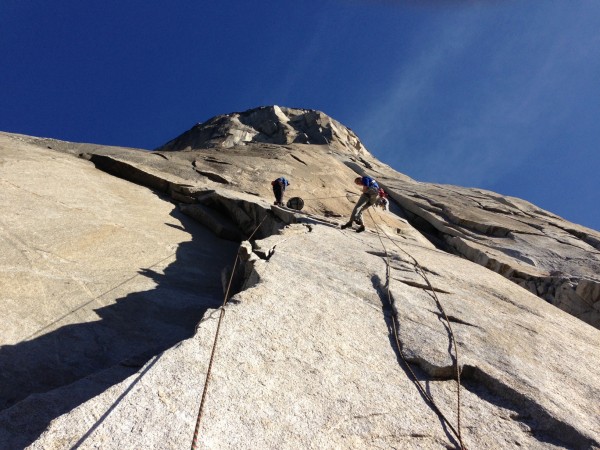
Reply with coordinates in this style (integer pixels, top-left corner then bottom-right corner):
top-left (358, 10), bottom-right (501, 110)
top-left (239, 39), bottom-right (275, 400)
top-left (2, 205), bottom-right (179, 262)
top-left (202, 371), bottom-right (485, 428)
top-left (0, 150), bottom-right (286, 434)
top-left (370, 272), bottom-right (463, 450)
top-left (371, 272), bottom-right (456, 412)
top-left (372, 243), bottom-right (597, 449)
top-left (235, 241), bottom-right (263, 293)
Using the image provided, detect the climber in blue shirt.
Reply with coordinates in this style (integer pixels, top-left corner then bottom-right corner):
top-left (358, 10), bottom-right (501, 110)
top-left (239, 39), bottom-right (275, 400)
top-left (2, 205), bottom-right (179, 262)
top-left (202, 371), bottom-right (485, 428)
top-left (271, 177), bottom-right (290, 206)
top-left (341, 176), bottom-right (379, 232)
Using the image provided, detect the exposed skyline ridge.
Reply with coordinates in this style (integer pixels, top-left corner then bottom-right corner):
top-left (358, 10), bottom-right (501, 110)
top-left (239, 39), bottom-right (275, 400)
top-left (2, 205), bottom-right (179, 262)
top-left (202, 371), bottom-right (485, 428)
top-left (156, 105), bottom-right (371, 156)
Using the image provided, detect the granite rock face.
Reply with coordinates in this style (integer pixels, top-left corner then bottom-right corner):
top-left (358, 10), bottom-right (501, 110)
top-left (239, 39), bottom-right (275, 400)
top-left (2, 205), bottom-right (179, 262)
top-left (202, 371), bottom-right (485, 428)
top-left (0, 133), bottom-right (236, 437)
top-left (98, 105), bottom-right (600, 328)
top-left (354, 167), bottom-right (600, 329)
top-left (156, 105), bottom-right (370, 156)
top-left (0, 106), bottom-right (599, 449)
top-left (17, 226), bottom-right (600, 450)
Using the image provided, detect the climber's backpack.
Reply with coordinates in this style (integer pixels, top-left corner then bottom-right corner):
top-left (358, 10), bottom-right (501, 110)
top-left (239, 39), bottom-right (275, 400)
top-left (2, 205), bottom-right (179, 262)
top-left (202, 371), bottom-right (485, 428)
top-left (272, 177), bottom-right (290, 187)
top-left (363, 176), bottom-right (379, 189)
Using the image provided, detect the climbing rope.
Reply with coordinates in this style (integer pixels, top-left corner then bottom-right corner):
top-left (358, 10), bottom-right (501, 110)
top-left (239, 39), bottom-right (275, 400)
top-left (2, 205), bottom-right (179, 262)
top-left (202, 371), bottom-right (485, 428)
top-left (302, 193), bottom-right (359, 200)
top-left (275, 191), bottom-right (466, 447)
top-left (367, 208), bottom-right (466, 450)
top-left (190, 216), bottom-right (268, 450)
top-left (189, 198), bottom-right (466, 449)
top-left (282, 192), bottom-right (360, 202)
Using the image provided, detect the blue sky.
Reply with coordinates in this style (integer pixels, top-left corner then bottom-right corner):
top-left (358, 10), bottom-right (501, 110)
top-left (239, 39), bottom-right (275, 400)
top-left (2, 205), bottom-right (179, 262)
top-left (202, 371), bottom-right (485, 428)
top-left (1, 1), bottom-right (599, 231)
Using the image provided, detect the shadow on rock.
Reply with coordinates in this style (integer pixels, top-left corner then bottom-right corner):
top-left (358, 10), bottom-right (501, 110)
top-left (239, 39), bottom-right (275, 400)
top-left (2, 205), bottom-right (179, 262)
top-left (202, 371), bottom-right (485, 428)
top-left (370, 273), bottom-right (461, 450)
top-left (0, 208), bottom-right (238, 449)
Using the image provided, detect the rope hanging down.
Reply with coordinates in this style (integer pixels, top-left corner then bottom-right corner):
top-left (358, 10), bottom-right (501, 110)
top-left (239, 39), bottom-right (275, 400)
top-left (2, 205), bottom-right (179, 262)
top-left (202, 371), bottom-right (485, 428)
top-left (189, 198), bottom-right (466, 449)
top-left (190, 216), bottom-right (268, 450)
top-left (367, 209), bottom-right (467, 450)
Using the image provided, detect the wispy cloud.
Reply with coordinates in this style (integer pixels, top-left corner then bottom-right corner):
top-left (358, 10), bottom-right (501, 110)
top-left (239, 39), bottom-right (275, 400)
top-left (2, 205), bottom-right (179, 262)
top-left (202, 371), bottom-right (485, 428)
top-left (258, 11), bottom-right (344, 107)
top-left (355, 9), bottom-right (485, 170)
top-left (356, 2), bottom-right (600, 188)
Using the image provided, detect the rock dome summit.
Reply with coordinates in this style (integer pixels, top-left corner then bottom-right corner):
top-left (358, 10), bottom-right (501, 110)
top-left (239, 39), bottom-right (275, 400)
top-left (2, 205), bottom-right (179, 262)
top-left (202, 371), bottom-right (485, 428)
top-left (156, 106), bottom-right (370, 155)
top-left (0, 106), bottom-right (599, 449)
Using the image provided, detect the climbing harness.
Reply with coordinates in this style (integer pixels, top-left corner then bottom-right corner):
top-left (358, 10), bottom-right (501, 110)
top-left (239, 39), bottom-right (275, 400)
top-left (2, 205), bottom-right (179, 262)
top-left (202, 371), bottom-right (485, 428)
top-left (190, 216), bottom-right (268, 450)
top-left (367, 208), bottom-right (466, 450)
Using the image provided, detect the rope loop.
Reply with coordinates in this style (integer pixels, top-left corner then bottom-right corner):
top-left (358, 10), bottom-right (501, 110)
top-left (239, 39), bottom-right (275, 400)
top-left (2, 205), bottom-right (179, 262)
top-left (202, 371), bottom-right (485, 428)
top-left (367, 209), bottom-right (466, 450)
